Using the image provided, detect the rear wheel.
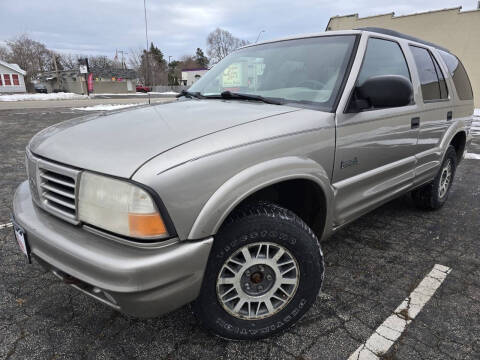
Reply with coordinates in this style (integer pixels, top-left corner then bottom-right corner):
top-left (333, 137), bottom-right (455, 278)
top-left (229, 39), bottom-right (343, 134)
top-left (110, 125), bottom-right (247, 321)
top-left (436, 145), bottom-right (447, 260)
top-left (193, 202), bottom-right (324, 340)
top-left (412, 145), bottom-right (457, 210)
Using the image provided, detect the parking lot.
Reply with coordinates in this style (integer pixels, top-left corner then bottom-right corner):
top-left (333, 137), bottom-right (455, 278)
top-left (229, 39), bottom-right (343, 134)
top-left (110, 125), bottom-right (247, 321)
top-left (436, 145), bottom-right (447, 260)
top-left (1, 105), bottom-right (479, 359)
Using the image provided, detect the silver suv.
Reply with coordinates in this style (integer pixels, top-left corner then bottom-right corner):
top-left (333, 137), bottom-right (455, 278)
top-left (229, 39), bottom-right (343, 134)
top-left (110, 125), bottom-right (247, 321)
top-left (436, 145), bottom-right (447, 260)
top-left (12, 28), bottom-right (474, 340)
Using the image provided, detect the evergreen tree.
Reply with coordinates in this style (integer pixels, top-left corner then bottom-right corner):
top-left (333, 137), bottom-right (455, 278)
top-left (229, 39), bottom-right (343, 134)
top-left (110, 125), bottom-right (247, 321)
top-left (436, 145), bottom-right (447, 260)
top-left (149, 42), bottom-right (166, 67)
top-left (168, 60), bottom-right (181, 86)
top-left (140, 42), bottom-right (168, 85)
top-left (195, 48), bottom-right (209, 68)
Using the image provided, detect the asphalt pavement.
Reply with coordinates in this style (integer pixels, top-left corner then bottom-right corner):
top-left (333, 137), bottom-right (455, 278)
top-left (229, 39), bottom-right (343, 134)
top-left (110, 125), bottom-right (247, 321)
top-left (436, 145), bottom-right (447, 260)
top-left (0, 105), bottom-right (479, 359)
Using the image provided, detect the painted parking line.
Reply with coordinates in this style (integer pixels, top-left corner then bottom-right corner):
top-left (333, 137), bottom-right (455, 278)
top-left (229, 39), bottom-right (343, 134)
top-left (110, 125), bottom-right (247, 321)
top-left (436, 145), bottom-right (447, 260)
top-left (0, 222), bottom-right (13, 230)
top-left (465, 152), bottom-right (480, 160)
top-left (348, 264), bottom-right (452, 360)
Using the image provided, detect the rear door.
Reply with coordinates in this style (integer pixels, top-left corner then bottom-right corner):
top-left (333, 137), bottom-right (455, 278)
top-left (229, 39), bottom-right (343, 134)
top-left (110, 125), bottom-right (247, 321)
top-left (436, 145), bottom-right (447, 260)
top-left (332, 35), bottom-right (421, 226)
top-left (407, 45), bottom-right (453, 186)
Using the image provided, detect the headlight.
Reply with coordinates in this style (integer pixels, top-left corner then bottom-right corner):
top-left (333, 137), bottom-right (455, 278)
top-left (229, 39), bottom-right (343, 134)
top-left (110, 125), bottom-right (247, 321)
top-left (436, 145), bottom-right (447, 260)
top-left (78, 172), bottom-right (168, 239)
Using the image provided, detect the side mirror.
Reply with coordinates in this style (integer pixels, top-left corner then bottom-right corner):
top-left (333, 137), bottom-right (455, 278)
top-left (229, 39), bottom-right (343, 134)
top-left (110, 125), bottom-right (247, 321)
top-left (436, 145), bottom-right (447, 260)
top-left (350, 75), bottom-right (413, 111)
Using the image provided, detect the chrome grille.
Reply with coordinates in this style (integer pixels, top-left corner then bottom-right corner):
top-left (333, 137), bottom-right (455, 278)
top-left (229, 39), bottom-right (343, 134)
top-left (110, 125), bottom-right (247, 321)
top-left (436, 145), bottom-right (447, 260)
top-left (26, 150), bottom-right (81, 224)
top-left (26, 152), bottom-right (40, 203)
top-left (39, 169), bottom-right (77, 216)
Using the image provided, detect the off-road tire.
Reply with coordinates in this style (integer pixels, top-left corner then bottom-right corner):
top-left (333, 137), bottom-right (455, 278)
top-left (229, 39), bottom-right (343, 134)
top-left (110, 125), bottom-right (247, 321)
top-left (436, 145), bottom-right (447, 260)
top-left (412, 145), bottom-right (457, 210)
top-left (193, 201), bottom-right (324, 340)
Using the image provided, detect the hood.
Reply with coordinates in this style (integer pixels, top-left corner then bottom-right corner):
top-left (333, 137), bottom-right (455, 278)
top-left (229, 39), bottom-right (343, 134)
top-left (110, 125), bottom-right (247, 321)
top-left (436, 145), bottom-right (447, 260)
top-left (30, 100), bottom-right (299, 178)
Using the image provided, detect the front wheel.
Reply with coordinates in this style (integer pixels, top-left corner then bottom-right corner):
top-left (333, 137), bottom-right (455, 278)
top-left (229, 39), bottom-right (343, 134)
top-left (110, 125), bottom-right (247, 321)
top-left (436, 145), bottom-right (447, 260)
top-left (193, 202), bottom-right (324, 340)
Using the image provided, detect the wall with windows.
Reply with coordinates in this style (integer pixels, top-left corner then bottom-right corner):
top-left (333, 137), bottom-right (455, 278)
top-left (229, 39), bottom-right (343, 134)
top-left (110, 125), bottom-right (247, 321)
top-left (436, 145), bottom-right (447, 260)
top-left (0, 63), bottom-right (26, 93)
top-left (327, 7), bottom-right (480, 107)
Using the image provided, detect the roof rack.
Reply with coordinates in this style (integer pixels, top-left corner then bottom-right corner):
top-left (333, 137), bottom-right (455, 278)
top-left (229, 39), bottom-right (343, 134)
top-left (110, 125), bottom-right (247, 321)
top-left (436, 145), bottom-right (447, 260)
top-left (356, 27), bottom-right (450, 52)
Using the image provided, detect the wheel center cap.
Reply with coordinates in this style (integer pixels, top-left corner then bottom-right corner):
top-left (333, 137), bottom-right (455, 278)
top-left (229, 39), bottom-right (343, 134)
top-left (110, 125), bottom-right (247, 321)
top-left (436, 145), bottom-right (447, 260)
top-left (240, 264), bottom-right (276, 296)
top-left (251, 272), bottom-right (263, 284)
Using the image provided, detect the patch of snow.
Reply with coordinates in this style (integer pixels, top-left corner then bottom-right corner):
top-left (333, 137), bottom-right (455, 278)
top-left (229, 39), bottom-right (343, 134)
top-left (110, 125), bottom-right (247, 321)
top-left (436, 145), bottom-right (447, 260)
top-left (465, 152), bottom-right (480, 160)
top-left (90, 92), bottom-right (177, 96)
top-left (91, 93), bottom-right (149, 96)
top-left (0, 92), bottom-right (87, 102)
top-left (72, 104), bottom-right (139, 111)
top-left (158, 91), bottom-right (179, 95)
top-left (469, 109), bottom-right (480, 135)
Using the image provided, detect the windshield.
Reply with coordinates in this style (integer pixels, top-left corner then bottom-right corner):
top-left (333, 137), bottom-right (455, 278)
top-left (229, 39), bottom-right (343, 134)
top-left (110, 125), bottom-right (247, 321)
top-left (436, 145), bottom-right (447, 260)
top-left (189, 35), bottom-right (357, 111)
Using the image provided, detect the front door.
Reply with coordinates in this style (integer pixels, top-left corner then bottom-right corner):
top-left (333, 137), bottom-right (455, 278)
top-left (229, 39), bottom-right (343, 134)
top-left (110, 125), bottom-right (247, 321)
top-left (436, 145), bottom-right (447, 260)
top-left (332, 36), bottom-right (421, 226)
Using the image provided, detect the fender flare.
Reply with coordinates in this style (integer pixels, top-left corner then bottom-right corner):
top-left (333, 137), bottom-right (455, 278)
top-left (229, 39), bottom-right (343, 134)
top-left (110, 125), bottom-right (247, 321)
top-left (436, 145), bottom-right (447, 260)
top-left (440, 121), bottom-right (468, 160)
top-left (188, 156), bottom-right (334, 240)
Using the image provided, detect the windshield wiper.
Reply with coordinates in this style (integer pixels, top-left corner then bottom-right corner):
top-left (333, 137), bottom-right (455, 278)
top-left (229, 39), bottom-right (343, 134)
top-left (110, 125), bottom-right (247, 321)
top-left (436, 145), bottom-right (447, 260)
top-left (176, 90), bottom-right (206, 99)
top-left (207, 91), bottom-right (284, 105)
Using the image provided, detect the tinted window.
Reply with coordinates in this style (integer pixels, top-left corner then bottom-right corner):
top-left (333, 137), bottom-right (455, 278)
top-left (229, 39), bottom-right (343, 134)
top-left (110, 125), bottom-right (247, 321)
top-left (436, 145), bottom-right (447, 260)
top-left (357, 38), bottom-right (410, 85)
top-left (410, 46), bottom-right (446, 101)
top-left (439, 50), bottom-right (473, 100)
top-left (432, 55), bottom-right (448, 99)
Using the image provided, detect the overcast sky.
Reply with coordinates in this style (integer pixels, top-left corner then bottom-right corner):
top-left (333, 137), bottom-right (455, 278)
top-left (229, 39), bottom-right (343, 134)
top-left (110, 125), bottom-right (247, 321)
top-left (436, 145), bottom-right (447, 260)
top-left (1, 0), bottom-right (478, 61)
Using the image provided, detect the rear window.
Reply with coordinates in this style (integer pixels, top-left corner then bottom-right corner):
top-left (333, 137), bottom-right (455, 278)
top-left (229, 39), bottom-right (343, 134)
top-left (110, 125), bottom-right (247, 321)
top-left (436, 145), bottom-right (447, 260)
top-left (438, 50), bottom-right (473, 101)
top-left (409, 46), bottom-right (448, 102)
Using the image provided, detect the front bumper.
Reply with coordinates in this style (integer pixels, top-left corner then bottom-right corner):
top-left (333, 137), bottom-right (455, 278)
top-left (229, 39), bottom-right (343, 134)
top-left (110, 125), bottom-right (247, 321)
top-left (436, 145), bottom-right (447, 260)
top-left (13, 181), bottom-right (213, 317)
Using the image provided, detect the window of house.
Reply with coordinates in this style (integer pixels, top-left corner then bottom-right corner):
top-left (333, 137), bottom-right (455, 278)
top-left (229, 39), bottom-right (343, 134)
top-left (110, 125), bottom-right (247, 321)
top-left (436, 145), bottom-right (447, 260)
top-left (0, 75), bottom-right (3, 86)
top-left (356, 37), bottom-right (411, 86)
top-left (409, 46), bottom-right (448, 101)
top-left (438, 50), bottom-right (473, 101)
top-left (12, 74), bottom-right (19, 85)
top-left (3, 74), bottom-right (11, 86)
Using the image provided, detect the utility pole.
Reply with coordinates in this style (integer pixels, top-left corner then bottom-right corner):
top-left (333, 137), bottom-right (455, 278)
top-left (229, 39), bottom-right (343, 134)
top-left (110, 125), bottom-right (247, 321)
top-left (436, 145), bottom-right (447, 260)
top-left (144, 0), bottom-right (151, 104)
top-left (52, 51), bottom-right (60, 90)
top-left (168, 56), bottom-right (173, 88)
top-left (117, 50), bottom-right (127, 69)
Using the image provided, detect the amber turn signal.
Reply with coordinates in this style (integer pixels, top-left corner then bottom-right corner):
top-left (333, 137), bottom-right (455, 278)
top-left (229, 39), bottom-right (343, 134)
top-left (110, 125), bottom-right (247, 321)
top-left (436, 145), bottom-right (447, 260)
top-left (128, 213), bottom-right (168, 237)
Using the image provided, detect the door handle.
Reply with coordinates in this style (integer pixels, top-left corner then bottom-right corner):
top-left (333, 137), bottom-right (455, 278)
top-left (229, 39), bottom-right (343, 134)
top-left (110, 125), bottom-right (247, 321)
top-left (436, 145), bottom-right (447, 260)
top-left (411, 117), bottom-right (420, 129)
top-left (447, 111), bottom-right (453, 121)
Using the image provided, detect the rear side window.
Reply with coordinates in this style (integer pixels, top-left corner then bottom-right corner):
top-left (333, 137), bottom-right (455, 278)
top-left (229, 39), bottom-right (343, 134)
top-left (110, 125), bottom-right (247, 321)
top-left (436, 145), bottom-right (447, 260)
top-left (438, 50), bottom-right (473, 100)
top-left (432, 55), bottom-right (448, 99)
top-left (409, 46), bottom-right (448, 101)
top-left (357, 38), bottom-right (410, 85)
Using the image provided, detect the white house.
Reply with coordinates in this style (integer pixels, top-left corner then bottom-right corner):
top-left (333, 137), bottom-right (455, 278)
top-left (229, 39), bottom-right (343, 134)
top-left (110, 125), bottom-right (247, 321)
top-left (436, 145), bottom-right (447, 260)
top-left (181, 68), bottom-right (208, 87)
top-left (0, 60), bottom-right (26, 94)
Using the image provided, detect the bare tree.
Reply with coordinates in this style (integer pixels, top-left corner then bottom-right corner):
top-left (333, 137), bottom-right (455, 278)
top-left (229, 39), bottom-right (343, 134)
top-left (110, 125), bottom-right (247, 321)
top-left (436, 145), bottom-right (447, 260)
top-left (0, 46), bottom-right (10, 61)
top-left (87, 55), bottom-right (114, 69)
top-left (4, 34), bottom-right (52, 90)
top-left (206, 28), bottom-right (249, 65)
top-left (179, 55), bottom-right (198, 70)
top-left (58, 53), bottom-right (80, 70)
top-left (128, 47), bottom-right (143, 71)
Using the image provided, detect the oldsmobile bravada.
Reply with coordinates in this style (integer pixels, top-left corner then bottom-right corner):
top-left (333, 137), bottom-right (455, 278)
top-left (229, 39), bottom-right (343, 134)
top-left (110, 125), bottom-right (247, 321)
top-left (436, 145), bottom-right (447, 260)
top-left (12, 28), bottom-right (474, 339)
